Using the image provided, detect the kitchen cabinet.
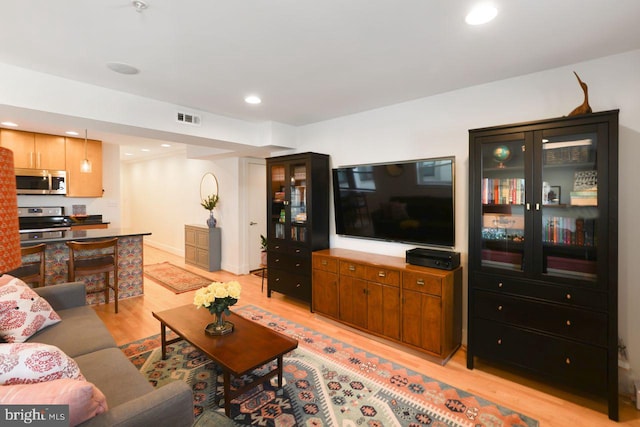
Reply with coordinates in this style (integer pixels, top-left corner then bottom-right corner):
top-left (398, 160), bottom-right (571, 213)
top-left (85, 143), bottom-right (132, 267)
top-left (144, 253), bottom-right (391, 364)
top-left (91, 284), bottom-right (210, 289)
top-left (312, 248), bottom-right (462, 363)
top-left (266, 152), bottom-right (330, 304)
top-left (185, 225), bottom-right (221, 271)
top-left (467, 110), bottom-right (619, 420)
top-left (0, 129), bottom-right (66, 169)
top-left (65, 136), bottom-right (103, 197)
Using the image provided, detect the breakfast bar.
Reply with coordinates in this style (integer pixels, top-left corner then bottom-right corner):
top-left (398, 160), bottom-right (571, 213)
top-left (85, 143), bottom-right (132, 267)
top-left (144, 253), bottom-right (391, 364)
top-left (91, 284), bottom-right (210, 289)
top-left (20, 228), bottom-right (151, 304)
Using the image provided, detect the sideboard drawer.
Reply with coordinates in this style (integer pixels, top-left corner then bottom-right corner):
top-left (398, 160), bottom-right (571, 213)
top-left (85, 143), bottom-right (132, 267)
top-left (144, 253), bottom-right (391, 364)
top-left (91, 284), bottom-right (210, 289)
top-left (312, 255), bottom-right (338, 273)
top-left (403, 271), bottom-right (441, 296)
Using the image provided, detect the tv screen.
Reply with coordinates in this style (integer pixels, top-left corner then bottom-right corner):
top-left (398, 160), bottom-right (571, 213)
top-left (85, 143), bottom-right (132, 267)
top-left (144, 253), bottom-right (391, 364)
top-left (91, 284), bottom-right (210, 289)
top-left (332, 157), bottom-right (455, 247)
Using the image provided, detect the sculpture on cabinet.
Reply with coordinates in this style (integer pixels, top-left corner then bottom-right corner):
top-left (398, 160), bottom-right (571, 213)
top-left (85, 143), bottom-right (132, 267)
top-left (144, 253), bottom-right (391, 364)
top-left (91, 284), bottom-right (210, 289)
top-left (567, 71), bottom-right (592, 116)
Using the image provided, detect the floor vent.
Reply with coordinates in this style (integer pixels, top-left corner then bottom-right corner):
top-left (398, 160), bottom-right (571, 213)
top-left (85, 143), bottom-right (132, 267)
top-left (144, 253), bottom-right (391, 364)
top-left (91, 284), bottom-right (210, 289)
top-left (176, 112), bottom-right (201, 125)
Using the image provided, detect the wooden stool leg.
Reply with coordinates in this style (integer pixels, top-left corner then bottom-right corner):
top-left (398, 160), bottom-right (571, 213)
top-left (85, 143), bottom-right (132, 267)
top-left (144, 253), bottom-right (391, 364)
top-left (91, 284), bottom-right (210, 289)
top-left (114, 271), bottom-right (118, 314)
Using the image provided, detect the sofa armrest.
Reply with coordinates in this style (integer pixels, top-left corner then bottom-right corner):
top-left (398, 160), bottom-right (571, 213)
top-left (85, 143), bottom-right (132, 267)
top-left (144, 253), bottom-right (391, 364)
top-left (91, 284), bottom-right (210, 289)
top-left (33, 282), bottom-right (87, 311)
top-left (81, 381), bottom-right (194, 427)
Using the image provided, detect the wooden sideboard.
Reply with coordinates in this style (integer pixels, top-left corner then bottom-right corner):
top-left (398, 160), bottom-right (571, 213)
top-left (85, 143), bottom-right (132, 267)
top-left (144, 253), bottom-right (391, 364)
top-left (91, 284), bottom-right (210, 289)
top-left (312, 248), bottom-right (462, 364)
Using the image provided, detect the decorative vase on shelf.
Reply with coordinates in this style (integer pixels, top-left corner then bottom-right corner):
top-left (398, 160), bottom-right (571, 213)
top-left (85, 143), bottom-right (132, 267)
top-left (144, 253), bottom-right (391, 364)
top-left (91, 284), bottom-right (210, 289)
top-left (206, 211), bottom-right (217, 228)
top-left (205, 310), bottom-right (234, 336)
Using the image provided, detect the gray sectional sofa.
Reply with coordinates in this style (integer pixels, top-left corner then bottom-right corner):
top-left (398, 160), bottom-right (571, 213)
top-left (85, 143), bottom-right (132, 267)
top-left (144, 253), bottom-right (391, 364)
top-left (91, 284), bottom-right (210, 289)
top-left (31, 282), bottom-right (194, 427)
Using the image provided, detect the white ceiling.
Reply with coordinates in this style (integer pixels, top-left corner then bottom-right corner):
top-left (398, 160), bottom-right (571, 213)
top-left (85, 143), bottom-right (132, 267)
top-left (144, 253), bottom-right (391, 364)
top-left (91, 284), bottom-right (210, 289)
top-left (1, 1), bottom-right (640, 159)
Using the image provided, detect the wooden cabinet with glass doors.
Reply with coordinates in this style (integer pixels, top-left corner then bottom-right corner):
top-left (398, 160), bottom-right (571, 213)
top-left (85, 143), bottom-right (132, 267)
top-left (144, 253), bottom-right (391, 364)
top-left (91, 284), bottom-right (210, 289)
top-left (467, 110), bottom-right (619, 420)
top-left (266, 152), bottom-right (330, 304)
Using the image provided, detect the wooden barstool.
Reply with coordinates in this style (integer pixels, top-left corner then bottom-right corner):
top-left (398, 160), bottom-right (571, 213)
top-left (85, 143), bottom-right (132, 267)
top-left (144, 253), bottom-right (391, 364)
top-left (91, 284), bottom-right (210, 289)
top-left (7, 244), bottom-right (47, 287)
top-left (66, 238), bottom-right (119, 313)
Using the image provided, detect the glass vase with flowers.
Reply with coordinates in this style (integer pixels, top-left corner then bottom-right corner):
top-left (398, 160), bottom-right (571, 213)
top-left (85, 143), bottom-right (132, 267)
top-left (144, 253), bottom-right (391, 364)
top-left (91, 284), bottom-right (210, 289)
top-left (193, 281), bottom-right (241, 335)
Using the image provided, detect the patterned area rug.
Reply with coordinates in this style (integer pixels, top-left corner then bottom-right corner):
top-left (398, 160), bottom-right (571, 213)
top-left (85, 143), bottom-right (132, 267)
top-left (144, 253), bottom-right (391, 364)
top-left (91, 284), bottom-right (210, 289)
top-left (121, 305), bottom-right (538, 426)
top-left (144, 262), bottom-right (213, 293)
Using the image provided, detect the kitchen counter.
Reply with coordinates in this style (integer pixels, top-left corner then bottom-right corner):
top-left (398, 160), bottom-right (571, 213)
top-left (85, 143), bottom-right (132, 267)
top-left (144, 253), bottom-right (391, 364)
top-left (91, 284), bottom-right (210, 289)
top-left (20, 228), bottom-right (149, 245)
top-left (20, 229), bottom-right (151, 304)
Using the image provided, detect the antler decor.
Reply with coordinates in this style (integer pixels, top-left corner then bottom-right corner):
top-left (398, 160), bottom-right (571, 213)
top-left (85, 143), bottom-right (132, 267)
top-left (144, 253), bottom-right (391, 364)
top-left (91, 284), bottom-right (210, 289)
top-left (567, 71), bottom-right (592, 116)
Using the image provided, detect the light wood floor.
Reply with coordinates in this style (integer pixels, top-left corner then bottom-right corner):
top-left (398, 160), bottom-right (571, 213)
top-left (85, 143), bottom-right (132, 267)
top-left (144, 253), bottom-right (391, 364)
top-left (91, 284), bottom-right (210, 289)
top-left (93, 244), bottom-right (640, 426)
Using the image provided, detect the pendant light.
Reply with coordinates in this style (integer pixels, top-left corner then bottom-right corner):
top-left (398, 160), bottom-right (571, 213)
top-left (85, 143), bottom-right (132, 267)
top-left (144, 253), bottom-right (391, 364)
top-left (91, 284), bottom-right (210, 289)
top-left (80, 129), bottom-right (92, 173)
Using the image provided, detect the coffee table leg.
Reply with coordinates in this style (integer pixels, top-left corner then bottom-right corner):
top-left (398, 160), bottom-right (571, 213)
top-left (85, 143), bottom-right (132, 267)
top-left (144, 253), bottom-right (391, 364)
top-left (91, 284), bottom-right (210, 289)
top-left (160, 322), bottom-right (167, 360)
top-left (223, 370), bottom-right (231, 417)
top-left (277, 355), bottom-right (283, 388)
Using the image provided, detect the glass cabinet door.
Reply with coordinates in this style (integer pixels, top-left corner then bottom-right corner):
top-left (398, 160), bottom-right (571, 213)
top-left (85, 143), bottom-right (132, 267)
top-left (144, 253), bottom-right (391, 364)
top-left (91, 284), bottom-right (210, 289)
top-left (479, 135), bottom-right (527, 272)
top-left (289, 162), bottom-right (307, 242)
top-left (538, 126), bottom-right (599, 282)
top-left (270, 164), bottom-right (286, 240)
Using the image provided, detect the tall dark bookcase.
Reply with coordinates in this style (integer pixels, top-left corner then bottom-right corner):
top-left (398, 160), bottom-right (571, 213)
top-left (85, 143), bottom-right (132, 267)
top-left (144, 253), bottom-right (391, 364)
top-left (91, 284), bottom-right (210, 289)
top-left (467, 110), bottom-right (619, 420)
top-left (266, 152), bottom-right (330, 305)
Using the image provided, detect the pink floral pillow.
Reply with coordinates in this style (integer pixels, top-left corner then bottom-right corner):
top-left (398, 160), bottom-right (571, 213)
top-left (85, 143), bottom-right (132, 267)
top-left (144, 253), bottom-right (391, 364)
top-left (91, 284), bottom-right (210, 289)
top-left (0, 342), bottom-right (84, 385)
top-left (0, 275), bottom-right (61, 343)
top-left (0, 378), bottom-right (108, 426)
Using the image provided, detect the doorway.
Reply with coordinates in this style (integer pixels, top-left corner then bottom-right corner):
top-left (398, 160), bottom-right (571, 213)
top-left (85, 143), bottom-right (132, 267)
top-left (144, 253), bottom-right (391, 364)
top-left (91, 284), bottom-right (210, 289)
top-left (247, 159), bottom-right (266, 272)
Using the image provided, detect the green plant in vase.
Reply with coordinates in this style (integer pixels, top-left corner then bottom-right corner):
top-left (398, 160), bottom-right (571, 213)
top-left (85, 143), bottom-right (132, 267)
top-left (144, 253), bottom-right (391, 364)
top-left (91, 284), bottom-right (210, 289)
top-left (201, 193), bottom-right (219, 228)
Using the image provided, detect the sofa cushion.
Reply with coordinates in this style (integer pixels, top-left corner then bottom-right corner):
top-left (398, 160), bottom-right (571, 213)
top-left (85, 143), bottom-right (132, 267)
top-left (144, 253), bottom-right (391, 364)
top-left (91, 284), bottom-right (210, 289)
top-left (0, 342), bottom-right (84, 385)
top-left (74, 347), bottom-right (154, 408)
top-left (28, 306), bottom-right (117, 358)
top-left (0, 378), bottom-right (108, 427)
top-left (0, 276), bottom-right (61, 343)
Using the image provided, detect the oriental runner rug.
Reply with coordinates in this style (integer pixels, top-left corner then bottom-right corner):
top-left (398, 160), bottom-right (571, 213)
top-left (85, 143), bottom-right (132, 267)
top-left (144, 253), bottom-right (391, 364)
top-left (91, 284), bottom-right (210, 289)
top-left (121, 305), bottom-right (538, 426)
top-left (144, 262), bottom-right (213, 293)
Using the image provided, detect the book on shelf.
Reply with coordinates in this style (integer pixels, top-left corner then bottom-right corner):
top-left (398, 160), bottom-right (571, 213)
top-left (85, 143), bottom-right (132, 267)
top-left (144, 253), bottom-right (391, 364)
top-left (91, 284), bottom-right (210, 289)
top-left (481, 178), bottom-right (525, 205)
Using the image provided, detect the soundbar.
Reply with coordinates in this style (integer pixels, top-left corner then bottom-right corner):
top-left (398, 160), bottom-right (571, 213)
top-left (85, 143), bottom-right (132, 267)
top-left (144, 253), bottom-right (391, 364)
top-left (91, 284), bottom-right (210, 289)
top-left (406, 248), bottom-right (460, 270)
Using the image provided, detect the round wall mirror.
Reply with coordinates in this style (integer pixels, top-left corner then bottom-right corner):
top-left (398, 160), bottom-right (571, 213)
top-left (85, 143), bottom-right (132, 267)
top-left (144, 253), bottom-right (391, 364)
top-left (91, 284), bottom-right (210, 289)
top-left (200, 172), bottom-right (219, 200)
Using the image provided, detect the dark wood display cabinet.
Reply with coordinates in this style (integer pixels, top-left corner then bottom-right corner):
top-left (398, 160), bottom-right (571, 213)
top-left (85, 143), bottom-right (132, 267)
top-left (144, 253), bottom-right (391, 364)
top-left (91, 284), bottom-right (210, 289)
top-left (266, 152), bottom-right (330, 305)
top-left (467, 110), bottom-right (619, 420)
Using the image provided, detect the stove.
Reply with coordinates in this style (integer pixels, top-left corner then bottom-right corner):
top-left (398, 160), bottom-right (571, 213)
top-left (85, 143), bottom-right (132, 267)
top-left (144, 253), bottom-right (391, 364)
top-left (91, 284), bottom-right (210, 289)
top-left (18, 207), bottom-right (72, 241)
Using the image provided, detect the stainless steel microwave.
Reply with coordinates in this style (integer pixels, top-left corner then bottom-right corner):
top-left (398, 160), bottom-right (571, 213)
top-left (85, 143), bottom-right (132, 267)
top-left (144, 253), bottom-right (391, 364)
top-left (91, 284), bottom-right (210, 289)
top-left (15, 168), bottom-right (67, 195)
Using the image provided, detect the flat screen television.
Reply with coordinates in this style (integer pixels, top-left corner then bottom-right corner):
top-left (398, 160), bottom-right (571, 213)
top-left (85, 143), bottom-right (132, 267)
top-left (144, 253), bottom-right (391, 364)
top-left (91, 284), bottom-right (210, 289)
top-left (332, 156), bottom-right (455, 247)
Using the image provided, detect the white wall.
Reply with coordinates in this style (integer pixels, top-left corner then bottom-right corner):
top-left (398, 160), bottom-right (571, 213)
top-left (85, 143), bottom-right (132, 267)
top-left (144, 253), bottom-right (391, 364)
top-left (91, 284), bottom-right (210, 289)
top-left (121, 153), bottom-right (244, 274)
top-left (296, 49), bottom-right (640, 377)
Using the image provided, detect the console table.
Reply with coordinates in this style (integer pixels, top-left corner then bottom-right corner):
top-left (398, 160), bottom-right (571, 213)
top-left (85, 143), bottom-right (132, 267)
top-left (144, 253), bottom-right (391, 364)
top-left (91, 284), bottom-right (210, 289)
top-left (312, 248), bottom-right (462, 364)
top-left (185, 225), bottom-right (221, 271)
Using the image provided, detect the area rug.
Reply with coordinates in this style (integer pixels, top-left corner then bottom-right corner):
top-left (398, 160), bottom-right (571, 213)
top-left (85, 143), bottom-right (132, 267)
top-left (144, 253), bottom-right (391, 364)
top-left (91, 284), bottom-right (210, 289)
top-left (144, 262), bottom-right (213, 293)
top-left (121, 305), bottom-right (538, 426)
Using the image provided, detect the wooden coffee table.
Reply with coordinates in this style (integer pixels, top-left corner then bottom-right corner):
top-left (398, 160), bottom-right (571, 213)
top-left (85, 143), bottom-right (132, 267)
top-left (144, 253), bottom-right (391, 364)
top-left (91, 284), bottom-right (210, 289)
top-left (152, 304), bottom-right (298, 416)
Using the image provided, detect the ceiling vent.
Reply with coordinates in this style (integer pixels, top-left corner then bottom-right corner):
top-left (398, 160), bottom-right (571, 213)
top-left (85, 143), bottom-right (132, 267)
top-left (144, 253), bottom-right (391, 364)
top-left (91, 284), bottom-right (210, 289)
top-left (176, 112), bottom-right (201, 126)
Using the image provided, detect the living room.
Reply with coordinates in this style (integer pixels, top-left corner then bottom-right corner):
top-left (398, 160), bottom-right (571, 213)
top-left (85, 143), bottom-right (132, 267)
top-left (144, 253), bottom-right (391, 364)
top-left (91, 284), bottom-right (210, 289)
top-left (2, 2), bottom-right (640, 426)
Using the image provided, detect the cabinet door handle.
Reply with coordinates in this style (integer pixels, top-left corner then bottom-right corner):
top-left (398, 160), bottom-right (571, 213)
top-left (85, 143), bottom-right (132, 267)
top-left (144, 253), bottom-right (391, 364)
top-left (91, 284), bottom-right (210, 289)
top-left (295, 263), bottom-right (301, 267)
top-left (566, 320), bottom-right (571, 326)
top-left (275, 258), bottom-right (280, 263)
top-left (498, 282), bottom-right (503, 288)
top-left (416, 279), bottom-right (425, 286)
top-left (497, 339), bottom-right (502, 345)
top-left (526, 203), bottom-right (531, 211)
top-left (378, 271), bottom-right (386, 277)
top-left (566, 293), bottom-right (572, 300)
top-left (497, 305), bottom-right (503, 311)
top-left (296, 283), bottom-right (301, 288)
top-left (321, 260), bottom-right (328, 265)
top-left (565, 357), bottom-right (571, 365)
top-left (535, 203), bottom-right (540, 211)
top-left (348, 265), bottom-right (355, 271)
top-left (295, 249), bottom-right (301, 253)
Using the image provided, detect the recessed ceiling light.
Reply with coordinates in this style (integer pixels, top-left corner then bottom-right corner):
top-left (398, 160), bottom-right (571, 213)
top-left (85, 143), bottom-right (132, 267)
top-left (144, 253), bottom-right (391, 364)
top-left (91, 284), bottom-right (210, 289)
top-left (1, 121), bottom-right (18, 127)
top-left (465, 3), bottom-right (498, 25)
top-left (65, 131), bottom-right (79, 136)
top-left (244, 95), bottom-right (262, 105)
top-left (125, 153), bottom-right (133, 156)
top-left (161, 144), bottom-right (171, 148)
top-left (140, 148), bottom-right (150, 152)
top-left (106, 62), bottom-right (140, 75)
